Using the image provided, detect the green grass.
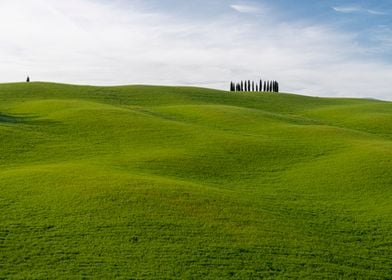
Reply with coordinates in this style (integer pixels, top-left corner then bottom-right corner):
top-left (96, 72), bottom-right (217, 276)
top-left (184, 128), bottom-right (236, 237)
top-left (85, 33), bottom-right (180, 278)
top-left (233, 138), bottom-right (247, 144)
top-left (0, 82), bottom-right (391, 279)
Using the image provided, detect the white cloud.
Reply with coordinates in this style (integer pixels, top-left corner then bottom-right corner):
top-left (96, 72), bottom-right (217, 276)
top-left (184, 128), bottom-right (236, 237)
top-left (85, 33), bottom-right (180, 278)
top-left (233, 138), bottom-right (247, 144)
top-left (230, 4), bottom-right (261, 14)
top-left (333, 6), bottom-right (386, 16)
top-left (333, 6), bottom-right (362, 13)
top-left (367, 9), bottom-right (387, 16)
top-left (0, 0), bottom-right (391, 100)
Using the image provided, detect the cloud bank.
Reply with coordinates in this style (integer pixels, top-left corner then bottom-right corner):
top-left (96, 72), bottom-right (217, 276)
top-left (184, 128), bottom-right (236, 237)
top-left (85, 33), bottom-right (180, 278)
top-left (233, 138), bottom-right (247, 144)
top-left (0, 0), bottom-right (391, 100)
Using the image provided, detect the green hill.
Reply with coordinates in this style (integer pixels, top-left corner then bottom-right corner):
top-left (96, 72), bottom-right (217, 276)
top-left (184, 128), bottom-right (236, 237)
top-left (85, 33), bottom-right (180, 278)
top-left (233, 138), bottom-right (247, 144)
top-left (0, 82), bottom-right (391, 278)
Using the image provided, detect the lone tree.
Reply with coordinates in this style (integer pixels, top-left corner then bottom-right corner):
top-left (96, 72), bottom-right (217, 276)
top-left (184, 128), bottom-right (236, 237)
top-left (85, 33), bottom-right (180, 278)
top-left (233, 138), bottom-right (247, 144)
top-left (26, 76), bottom-right (30, 83)
top-left (273, 81), bottom-right (277, 92)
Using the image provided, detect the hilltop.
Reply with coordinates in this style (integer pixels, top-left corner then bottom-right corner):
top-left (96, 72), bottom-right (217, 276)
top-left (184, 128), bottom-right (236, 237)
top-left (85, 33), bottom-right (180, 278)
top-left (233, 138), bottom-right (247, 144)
top-left (0, 82), bottom-right (391, 278)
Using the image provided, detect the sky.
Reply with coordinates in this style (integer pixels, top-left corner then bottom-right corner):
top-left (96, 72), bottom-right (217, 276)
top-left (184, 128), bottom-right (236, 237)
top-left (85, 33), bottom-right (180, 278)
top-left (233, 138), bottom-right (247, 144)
top-left (0, 0), bottom-right (391, 100)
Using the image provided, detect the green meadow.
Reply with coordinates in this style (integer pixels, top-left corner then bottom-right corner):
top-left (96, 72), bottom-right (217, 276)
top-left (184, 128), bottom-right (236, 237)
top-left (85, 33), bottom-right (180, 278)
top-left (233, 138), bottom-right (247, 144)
top-left (0, 82), bottom-right (391, 278)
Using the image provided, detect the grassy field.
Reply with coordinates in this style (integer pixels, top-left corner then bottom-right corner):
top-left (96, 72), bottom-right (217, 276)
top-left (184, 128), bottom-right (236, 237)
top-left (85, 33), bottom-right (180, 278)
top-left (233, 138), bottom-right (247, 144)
top-left (0, 82), bottom-right (391, 278)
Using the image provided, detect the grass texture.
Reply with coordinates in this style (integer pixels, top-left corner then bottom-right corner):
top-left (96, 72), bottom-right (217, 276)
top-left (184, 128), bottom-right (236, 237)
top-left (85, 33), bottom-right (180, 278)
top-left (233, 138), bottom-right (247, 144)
top-left (0, 82), bottom-right (391, 278)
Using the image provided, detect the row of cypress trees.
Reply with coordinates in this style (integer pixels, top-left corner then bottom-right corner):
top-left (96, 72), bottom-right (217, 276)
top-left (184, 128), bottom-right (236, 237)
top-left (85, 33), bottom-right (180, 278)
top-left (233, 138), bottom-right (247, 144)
top-left (230, 79), bottom-right (279, 93)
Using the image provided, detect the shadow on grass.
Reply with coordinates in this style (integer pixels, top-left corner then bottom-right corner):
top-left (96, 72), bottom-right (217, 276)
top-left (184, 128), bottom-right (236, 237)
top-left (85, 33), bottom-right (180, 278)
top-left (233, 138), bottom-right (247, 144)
top-left (0, 113), bottom-right (56, 126)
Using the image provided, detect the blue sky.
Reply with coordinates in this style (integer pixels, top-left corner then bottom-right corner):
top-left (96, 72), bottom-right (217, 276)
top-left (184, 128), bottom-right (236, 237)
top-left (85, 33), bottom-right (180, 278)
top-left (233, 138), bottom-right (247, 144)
top-left (0, 0), bottom-right (391, 99)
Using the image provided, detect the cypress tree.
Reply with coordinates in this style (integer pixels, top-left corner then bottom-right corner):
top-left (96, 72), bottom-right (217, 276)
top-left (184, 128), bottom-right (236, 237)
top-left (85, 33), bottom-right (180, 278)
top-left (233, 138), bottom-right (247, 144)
top-left (248, 80), bottom-right (251, 92)
top-left (259, 80), bottom-right (262, 92)
top-left (256, 84), bottom-right (259, 92)
top-left (252, 81), bottom-right (255, 92)
top-left (276, 81), bottom-right (279, 93)
top-left (240, 81), bottom-right (243, 92)
top-left (244, 81), bottom-right (247, 91)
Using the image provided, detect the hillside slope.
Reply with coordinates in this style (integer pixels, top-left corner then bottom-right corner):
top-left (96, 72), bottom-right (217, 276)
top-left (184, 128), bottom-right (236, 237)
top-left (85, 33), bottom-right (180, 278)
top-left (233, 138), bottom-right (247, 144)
top-left (0, 82), bottom-right (391, 278)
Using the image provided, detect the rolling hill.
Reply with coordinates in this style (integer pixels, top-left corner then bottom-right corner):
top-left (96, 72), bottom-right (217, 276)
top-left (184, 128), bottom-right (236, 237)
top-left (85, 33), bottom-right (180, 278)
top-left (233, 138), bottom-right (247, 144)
top-left (0, 82), bottom-right (391, 278)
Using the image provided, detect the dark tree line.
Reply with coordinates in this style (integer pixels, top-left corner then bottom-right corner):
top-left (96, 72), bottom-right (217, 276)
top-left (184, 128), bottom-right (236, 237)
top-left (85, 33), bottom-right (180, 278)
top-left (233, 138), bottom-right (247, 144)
top-left (230, 79), bottom-right (279, 93)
